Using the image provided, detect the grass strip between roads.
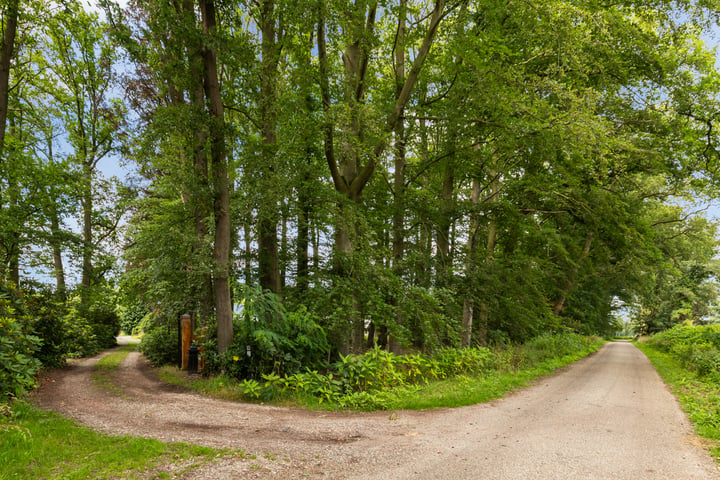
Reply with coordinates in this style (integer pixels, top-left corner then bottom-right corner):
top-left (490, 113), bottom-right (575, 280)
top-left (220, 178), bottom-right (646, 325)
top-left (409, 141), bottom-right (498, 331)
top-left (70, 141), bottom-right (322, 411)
top-left (159, 338), bottom-right (606, 411)
top-left (91, 343), bottom-right (137, 396)
top-left (635, 342), bottom-right (720, 461)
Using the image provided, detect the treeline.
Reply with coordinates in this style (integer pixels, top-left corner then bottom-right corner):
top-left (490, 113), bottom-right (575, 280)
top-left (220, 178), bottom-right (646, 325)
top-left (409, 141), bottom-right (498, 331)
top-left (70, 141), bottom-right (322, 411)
top-left (2, 0), bottom-right (720, 373)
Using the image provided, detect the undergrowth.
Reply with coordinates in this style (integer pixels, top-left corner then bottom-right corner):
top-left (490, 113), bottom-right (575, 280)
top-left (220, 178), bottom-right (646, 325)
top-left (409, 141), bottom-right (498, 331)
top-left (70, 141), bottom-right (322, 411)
top-left (160, 333), bottom-right (604, 410)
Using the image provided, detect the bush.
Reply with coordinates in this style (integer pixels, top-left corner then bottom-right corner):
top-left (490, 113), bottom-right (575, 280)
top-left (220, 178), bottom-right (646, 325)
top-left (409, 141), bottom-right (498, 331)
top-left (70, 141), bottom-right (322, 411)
top-left (0, 283), bottom-right (42, 401)
top-left (221, 288), bottom-right (329, 379)
top-left (23, 291), bottom-right (69, 367)
top-left (646, 324), bottom-right (720, 379)
top-left (85, 302), bottom-right (121, 350)
top-left (138, 314), bottom-right (178, 367)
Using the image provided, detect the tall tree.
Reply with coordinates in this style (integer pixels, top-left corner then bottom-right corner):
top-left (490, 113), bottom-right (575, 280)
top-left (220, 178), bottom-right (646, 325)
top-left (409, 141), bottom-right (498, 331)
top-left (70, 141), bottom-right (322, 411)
top-left (44, 3), bottom-right (123, 304)
top-left (318, 0), bottom-right (448, 352)
top-left (199, 0), bottom-right (233, 352)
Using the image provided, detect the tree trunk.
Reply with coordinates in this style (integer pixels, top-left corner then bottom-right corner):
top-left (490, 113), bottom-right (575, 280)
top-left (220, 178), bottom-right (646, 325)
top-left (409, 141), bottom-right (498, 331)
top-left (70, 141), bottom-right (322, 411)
top-left (296, 180), bottom-right (311, 292)
top-left (80, 168), bottom-right (93, 304)
top-left (436, 161), bottom-right (454, 286)
top-left (50, 204), bottom-right (66, 298)
top-left (280, 202), bottom-right (287, 289)
top-left (258, 0), bottom-right (281, 294)
top-left (461, 177), bottom-right (481, 347)
top-left (0, 0), bottom-right (19, 162)
top-left (477, 156), bottom-right (500, 346)
top-left (184, 0), bottom-right (214, 325)
top-left (200, 0), bottom-right (233, 353)
top-left (389, 0), bottom-right (407, 354)
top-left (244, 223), bottom-right (253, 285)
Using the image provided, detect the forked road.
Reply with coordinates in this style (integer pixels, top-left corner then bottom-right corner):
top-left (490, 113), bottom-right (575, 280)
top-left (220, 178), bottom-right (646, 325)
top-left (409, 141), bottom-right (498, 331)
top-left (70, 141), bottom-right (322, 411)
top-left (34, 342), bottom-right (720, 479)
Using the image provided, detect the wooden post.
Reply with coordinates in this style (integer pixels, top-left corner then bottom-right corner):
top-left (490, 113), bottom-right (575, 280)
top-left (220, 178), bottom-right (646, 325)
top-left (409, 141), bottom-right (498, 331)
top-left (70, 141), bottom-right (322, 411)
top-left (181, 313), bottom-right (192, 370)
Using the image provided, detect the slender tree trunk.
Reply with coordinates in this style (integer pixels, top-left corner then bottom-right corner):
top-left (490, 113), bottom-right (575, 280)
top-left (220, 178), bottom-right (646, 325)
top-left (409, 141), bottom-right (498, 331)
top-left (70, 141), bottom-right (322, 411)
top-left (5, 116), bottom-right (19, 285)
top-left (436, 160), bottom-right (454, 286)
top-left (200, 0), bottom-right (233, 352)
top-left (553, 232), bottom-right (594, 315)
top-left (280, 202), bottom-right (287, 289)
top-left (258, 0), bottom-right (281, 294)
top-left (477, 156), bottom-right (500, 346)
top-left (244, 223), bottom-right (252, 285)
top-left (0, 0), bottom-right (19, 162)
top-left (312, 223), bottom-right (319, 285)
top-left (461, 177), bottom-right (481, 347)
top-left (296, 179), bottom-right (311, 292)
top-left (50, 207), bottom-right (67, 298)
top-left (389, 0), bottom-right (407, 353)
top-left (80, 163), bottom-right (93, 305)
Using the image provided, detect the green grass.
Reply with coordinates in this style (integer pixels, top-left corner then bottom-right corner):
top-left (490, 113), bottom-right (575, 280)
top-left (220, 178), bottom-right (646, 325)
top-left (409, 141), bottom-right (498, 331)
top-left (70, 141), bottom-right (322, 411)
top-left (635, 341), bottom-right (720, 460)
top-left (91, 343), bottom-right (137, 396)
top-left (0, 401), bottom-right (236, 480)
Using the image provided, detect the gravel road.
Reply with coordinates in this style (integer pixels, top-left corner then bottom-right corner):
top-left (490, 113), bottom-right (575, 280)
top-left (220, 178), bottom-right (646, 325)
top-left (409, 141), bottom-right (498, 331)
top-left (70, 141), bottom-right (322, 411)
top-left (33, 341), bottom-right (720, 479)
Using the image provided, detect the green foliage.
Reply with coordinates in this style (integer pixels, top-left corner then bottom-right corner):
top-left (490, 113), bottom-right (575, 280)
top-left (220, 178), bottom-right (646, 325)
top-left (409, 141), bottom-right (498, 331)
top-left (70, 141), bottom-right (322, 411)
top-left (645, 324), bottom-right (720, 381)
top-left (59, 293), bottom-right (120, 358)
top-left (0, 283), bottom-right (42, 401)
top-left (167, 333), bottom-right (604, 410)
top-left (119, 302), bottom-right (148, 335)
top-left (22, 288), bottom-right (68, 367)
top-left (0, 315), bottom-right (42, 401)
top-left (220, 286), bottom-right (329, 379)
top-left (137, 313), bottom-right (178, 367)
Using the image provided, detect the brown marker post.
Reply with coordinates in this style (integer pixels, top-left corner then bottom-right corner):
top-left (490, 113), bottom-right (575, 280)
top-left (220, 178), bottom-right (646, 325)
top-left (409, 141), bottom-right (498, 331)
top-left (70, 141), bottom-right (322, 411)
top-left (181, 313), bottom-right (192, 370)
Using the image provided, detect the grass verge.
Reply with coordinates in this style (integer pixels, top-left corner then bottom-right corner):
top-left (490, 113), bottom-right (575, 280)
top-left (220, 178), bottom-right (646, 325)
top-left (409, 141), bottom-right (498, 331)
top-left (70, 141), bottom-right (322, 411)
top-left (0, 401), bottom-right (235, 480)
top-left (634, 342), bottom-right (720, 460)
top-left (159, 337), bottom-right (606, 411)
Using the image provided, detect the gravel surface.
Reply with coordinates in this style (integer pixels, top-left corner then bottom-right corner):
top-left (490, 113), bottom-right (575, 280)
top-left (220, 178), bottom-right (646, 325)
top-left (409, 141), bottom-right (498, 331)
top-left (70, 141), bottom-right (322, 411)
top-left (33, 341), bottom-right (720, 479)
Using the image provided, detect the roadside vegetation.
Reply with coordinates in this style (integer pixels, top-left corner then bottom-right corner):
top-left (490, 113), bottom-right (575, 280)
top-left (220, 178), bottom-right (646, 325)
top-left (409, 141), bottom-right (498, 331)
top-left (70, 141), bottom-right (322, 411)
top-left (635, 324), bottom-right (720, 460)
top-left (159, 333), bottom-right (605, 410)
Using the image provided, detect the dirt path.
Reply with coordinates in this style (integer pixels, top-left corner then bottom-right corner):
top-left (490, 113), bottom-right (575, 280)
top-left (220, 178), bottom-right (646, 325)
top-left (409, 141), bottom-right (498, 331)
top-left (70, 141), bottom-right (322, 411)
top-left (33, 342), bottom-right (720, 479)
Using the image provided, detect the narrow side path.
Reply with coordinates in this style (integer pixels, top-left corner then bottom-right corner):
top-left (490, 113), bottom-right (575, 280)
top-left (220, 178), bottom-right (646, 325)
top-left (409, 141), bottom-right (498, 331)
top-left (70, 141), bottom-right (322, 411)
top-left (33, 342), bottom-right (720, 479)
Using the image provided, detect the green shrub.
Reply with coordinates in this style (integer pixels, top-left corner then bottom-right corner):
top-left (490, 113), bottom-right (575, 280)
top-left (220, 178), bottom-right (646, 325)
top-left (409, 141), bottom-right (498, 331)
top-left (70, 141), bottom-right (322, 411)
top-left (119, 302), bottom-right (148, 335)
top-left (138, 314), bottom-right (178, 367)
top-left (646, 324), bottom-right (720, 379)
top-left (222, 287), bottom-right (329, 379)
top-left (0, 292), bottom-right (42, 401)
top-left (23, 291), bottom-right (68, 367)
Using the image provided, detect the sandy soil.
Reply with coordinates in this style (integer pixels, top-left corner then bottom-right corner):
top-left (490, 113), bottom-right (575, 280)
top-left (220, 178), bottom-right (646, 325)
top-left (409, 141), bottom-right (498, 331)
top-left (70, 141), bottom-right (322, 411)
top-left (33, 341), bottom-right (720, 479)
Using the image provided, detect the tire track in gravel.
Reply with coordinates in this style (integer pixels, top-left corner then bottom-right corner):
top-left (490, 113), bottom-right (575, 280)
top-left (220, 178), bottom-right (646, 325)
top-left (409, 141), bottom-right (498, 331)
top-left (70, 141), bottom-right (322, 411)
top-left (33, 342), bottom-right (720, 479)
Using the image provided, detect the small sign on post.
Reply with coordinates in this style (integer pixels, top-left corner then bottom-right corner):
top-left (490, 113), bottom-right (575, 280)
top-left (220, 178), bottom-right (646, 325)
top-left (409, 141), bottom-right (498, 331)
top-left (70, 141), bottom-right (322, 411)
top-left (181, 313), bottom-right (192, 370)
